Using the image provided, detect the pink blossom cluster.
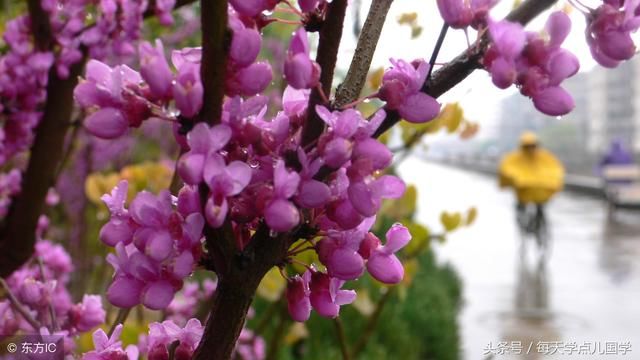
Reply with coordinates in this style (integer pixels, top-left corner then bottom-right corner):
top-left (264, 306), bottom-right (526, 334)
top-left (100, 180), bottom-right (205, 310)
top-left (1, 238), bottom-right (105, 353)
top-left (75, 12), bottom-right (272, 139)
top-left (83, 2), bottom-right (417, 321)
top-left (165, 278), bottom-right (217, 324)
top-left (482, 13), bottom-right (580, 116)
top-left (436, 0), bottom-right (498, 29)
top-left (585, 0), bottom-right (640, 68)
top-left (84, 317), bottom-right (265, 360)
top-left (82, 324), bottom-right (139, 360)
top-left (0, 17), bottom-right (54, 162)
top-left (145, 319), bottom-right (204, 360)
top-left (378, 58), bottom-right (441, 123)
top-left (0, 0), bottom-right (181, 221)
top-left (288, 223), bottom-right (411, 321)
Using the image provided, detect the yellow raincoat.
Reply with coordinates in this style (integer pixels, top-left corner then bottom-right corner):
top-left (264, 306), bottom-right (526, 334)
top-left (499, 139), bottom-right (565, 204)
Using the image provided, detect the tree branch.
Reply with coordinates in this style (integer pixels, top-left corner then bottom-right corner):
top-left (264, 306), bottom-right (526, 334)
top-left (26, 0), bottom-right (54, 50)
top-left (301, 0), bottom-right (349, 146)
top-left (334, 0), bottom-right (394, 108)
top-left (373, 0), bottom-right (559, 138)
top-left (199, 0), bottom-right (230, 124)
top-left (0, 61), bottom-right (84, 278)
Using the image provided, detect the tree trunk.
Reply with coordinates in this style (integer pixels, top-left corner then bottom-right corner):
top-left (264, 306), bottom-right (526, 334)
top-left (193, 226), bottom-right (290, 360)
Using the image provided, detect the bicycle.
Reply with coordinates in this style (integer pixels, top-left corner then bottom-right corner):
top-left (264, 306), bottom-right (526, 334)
top-left (516, 202), bottom-right (550, 255)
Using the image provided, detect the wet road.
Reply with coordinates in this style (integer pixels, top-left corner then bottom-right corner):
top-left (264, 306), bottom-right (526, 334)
top-left (398, 157), bottom-right (640, 360)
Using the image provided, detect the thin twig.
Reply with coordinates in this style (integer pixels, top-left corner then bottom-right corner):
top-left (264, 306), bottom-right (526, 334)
top-left (37, 258), bottom-right (59, 331)
top-left (333, 317), bottom-right (351, 360)
top-left (0, 278), bottom-right (41, 331)
top-left (424, 23), bottom-right (449, 91)
top-left (265, 302), bottom-right (289, 360)
top-left (254, 299), bottom-right (280, 335)
top-left (351, 287), bottom-right (395, 358)
top-left (334, 0), bottom-right (395, 108)
top-left (107, 307), bottom-right (131, 337)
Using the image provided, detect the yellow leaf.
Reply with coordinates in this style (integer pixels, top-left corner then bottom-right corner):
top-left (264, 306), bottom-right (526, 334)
top-left (459, 121), bottom-right (479, 140)
top-left (411, 25), bottom-right (423, 39)
top-left (440, 211), bottom-right (462, 232)
top-left (85, 173), bottom-right (121, 205)
top-left (284, 322), bottom-right (309, 345)
top-left (377, 128), bottom-right (391, 145)
top-left (397, 12), bottom-right (418, 25)
top-left (352, 289), bottom-right (376, 316)
top-left (121, 161), bottom-right (172, 194)
top-left (380, 185), bottom-right (417, 220)
top-left (367, 67), bottom-right (385, 90)
top-left (466, 207), bottom-right (478, 226)
top-left (402, 222), bottom-right (430, 258)
top-left (257, 267), bottom-right (286, 302)
top-left (437, 103), bottom-right (464, 133)
top-left (401, 258), bottom-right (419, 287)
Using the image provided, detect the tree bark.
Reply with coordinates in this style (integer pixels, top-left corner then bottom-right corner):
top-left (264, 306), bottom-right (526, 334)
top-left (334, 0), bottom-right (394, 108)
top-left (301, 0), bottom-right (349, 146)
top-left (0, 61), bottom-right (83, 278)
top-left (193, 226), bottom-right (291, 360)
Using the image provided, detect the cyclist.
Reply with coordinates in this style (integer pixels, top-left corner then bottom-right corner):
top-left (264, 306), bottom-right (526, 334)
top-left (498, 132), bottom-right (565, 238)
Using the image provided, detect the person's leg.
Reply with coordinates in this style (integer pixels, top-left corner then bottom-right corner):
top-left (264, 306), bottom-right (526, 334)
top-left (516, 202), bottom-right (527, 229)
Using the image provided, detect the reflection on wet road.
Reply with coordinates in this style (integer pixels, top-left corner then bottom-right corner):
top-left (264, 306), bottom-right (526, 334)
top-left (398, 158), bottom-right (640, 360)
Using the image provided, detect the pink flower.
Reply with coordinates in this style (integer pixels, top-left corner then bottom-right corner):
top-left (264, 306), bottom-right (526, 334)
top-left (226, 62), bottom-right (273, 97)
top-left (82, 325), bottom-right (139, 360)
top-left (84, 108), bottom-right (129, 140)
top-left (586, 2), bottom-right (640, 68)
top-left (101, 181), bottom-right (205, 310)
top-left (532, 86), bottom-right (575, 116)
top-left (230, 26), bottom-right (262, 68)
top-left (229, 0), bottom-right (279, 17)
top-left (75, 60), bottom-right (151, 139)
top-left (139, 39), bottom-right (173, 99)
top-left (436, 0), bottom-right (498, 29)
top-left (203, 155), bottom-right (252, 228)
top-left (299, 0), bottom-right (321, 12)
top-left (264, 160), bottom-right (301, 232)
top-left (286, 271), bottom-right (312, 322)
top-left (173, 62), bottom-right (203, 118)
top-left (347, 175), bottom-right (405, 217)
top-left (68, 295), bottom-right (106, 332)
top-left (366, 224), bottom-right (412, 284)
top-left (482, 13), bottom-right (579, 116)
top-left (284, 28), bottom-right (321, 90)
top-left (309, 272), bottom-right (356, 318)
top-left (316, 215), bottom-right (374, 281)
top-left (379, 59), bottom-right (440, 123)
top-left (484, 20), bottom-right (526, 89)
top-left (146, 319), bottom-right (203, 360)
top-left (178, 123), bottom-right (232, 185)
